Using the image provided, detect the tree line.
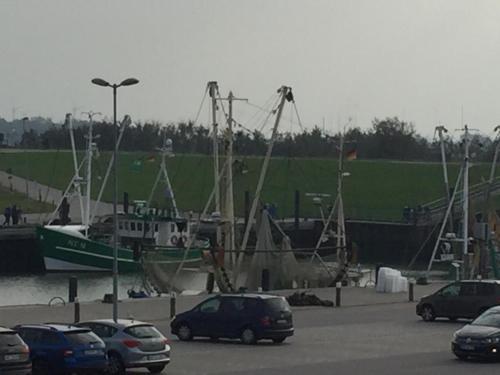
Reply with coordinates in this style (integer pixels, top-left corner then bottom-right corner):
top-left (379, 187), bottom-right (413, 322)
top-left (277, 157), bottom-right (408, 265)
top-left (0, 116), bottom-right (497, 162)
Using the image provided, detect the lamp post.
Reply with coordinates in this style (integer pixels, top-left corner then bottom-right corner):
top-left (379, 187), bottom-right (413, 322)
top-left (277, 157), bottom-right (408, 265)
top-left (91, 77), bottom-right (139, 322)
top-left (21, 117), bottom-right (30, 197)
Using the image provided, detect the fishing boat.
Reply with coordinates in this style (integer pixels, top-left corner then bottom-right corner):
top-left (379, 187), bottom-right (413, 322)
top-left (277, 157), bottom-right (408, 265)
top-left (37, 113), bottom-right (207, 273)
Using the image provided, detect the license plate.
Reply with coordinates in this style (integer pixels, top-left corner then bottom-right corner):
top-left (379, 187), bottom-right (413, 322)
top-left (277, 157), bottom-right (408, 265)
top-left (276, 319), bottom-right (287, 324)
top-left (460, 344), bottom-right (474, 351)
top-left (4, 354), bottom-right (20, 361)
top-left (85, 349), bottom-right (99, 356)
top-left (149, 354), bottom-right (165, 361)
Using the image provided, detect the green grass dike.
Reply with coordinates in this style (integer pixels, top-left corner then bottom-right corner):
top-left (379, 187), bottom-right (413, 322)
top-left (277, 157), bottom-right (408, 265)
top-left (0, 150), bottom-right (498, 221)
top-left (0, 185), bottom-right (54, 214)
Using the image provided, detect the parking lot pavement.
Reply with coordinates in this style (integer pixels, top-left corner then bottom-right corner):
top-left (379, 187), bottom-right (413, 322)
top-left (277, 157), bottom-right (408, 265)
top-left (145, 302), bottom-right (498, 375)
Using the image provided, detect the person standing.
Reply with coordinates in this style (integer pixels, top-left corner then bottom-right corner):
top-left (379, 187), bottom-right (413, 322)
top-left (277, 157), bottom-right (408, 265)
top-left (3, 206), bottom-right (11, 226)
top-left (11, 204), bottom-right (18, 225)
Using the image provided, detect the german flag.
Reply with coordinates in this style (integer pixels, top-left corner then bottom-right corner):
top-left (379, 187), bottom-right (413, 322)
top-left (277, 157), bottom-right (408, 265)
top-left (346, 149), bottom-right (357, 161)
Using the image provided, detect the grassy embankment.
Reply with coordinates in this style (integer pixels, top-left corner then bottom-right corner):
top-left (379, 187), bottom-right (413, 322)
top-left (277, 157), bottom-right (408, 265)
top-left (0, 185), bottom-right (54, 214)
top-left (0, 151), bottom-right (498, 220)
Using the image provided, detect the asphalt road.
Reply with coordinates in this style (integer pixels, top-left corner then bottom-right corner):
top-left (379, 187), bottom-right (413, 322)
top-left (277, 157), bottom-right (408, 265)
top-left (125, 301), bottom-right (499, 374)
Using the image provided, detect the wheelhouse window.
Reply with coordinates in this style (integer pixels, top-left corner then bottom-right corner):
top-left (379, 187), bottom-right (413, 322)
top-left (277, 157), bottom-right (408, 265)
top-left (131, 222), bottom-right (136, 231)
top-left (138, 222), bottom-right (143, 232)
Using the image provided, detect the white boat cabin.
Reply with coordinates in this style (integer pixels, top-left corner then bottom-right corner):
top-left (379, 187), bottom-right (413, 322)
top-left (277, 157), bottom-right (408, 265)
top-left (117, 200), bottom-right (190, 247)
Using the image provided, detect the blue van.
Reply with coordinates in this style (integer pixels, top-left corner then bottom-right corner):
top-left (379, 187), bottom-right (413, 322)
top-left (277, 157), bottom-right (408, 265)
top-left (14, 324), bottom-right (107, 374)
top-left (171, 294), bottom-right (294, 344)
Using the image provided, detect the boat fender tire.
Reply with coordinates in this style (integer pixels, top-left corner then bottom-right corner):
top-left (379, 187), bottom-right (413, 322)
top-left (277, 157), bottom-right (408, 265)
top-left (170, 235), bottom-right (178, 245)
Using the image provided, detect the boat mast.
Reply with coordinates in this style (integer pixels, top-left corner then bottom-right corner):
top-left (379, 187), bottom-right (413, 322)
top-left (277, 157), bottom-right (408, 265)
top-left (217, 91), bottom-right (248, 267)
top-left (147, 132), bottom-right (178, 217)
top-left (234, 86), bottom-right (291, 283)
top-left (208, 81), bottom-right (221, 245)
top-left (336, 131), bottom-right (347, 267)
top-left (68, 113), bottom-right (85, 225)
top-left (436, 125), bottom-right (453, 230)
top-left (82, 111), bottom-right (101, 236)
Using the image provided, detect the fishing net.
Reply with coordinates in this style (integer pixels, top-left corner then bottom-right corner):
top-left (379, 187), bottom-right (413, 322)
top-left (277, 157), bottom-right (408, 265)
top-left (245, 210), bottom-right (302, 291)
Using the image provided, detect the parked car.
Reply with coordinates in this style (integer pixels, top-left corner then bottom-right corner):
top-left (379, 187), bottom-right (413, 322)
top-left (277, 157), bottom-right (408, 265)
top-left (452, 305), bottom-right (500, 360)
top-left (416, 280), bottom-right (500, 321)
top-left (171, 294), bottom-right (294, 344)
top-left (77, 319), bottom-right (170, 375)
top-left (0, 327), bottom-right (31, 375)
top-left (14, 323), bottom-right (107, 375)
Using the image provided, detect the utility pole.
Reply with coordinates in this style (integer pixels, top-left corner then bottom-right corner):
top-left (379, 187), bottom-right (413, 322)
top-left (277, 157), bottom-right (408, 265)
top-left (208, 81), bottom-right (221, 246)
top-left (336, 132), bottom-right (347, 267)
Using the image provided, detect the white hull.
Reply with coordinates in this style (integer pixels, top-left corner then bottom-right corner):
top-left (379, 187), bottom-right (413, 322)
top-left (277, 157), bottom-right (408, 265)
top-left (44, 257), bottom-right (108, 272)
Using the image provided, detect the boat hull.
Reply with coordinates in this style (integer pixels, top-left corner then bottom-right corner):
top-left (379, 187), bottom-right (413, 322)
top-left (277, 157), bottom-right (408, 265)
top-left (37, 226), bottom-right (140, 272)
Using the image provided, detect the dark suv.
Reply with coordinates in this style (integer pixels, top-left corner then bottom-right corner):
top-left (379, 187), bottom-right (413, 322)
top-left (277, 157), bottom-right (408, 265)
top-left (416, 280), bottom-right (500, 321)
top-left (0, 327), bottom-right (31, 375)
top-left (171, 294), bottom-right (294, 344)
top-left (14, 324), bottom-right (107, 374)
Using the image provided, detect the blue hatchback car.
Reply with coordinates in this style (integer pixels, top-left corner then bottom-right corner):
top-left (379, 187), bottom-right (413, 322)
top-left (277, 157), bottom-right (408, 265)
top-left (14, 324), bottom-right (107, 374)
top-left (171, 294), bottom-right (294, 344)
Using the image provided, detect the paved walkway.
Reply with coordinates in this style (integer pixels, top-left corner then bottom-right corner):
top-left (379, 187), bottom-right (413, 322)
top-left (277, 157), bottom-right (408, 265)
top-left (0, 170), bottom-right (115, 224)
top-left (0, 283), bottom-right (445, 328)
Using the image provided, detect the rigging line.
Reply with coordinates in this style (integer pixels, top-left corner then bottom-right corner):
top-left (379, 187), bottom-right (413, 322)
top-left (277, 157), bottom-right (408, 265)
top-left (246, 95), bottom-right (279, 131)
top-left (247, 99), bottom-right (304, 132)
top-left (244, 93), bottom-right (278, 128)
top-left (257, 95), bottom-right (281, 135)
top-left (192, 86), bottom-right (209, 126)
top-left (293, 101), bottom-right (305, 131)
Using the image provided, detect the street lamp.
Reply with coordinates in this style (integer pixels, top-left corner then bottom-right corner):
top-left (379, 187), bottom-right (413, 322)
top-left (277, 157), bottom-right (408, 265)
top-left (91, 77), bottom-right (139, 322)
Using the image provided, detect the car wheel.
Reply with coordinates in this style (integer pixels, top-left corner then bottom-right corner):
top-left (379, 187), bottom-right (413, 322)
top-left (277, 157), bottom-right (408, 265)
top-left (107, 352), bottom-right (125, 375)
top-left (240, 327), bottom-right (257, 345)
top-left (421, 305), bottom-right (436, 322)
top-left (148, 364), bottom-right (166, 374)
top-left (177, 323), bottom-right (193, 341)
top-left (272, 337), bottom-right (286, 344)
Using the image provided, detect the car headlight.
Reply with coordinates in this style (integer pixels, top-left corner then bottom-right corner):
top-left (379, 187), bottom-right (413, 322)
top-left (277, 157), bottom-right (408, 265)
top-left (484, 336), bottom-right (500, 344)
top-left (452, 332), bottom-right (459, 340)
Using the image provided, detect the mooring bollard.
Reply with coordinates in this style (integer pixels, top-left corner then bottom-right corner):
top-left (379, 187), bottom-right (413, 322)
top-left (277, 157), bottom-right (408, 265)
top-left (335, 282), bottom-right (342, 307)
top-left (409, 281), bottom-right (415, 302)
top-left (261, 269), bottom-right (270, 292)
top-left (74, 297), bottom-right (80, 323)
top-left (69, 277), bottom-right (78, 303)
top-left (170, 293), bottom-right (176, 319)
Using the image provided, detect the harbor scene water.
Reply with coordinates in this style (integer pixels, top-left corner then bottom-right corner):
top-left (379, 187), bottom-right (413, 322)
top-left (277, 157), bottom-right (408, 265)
top-left (2, 1), bottom-right (500, 374)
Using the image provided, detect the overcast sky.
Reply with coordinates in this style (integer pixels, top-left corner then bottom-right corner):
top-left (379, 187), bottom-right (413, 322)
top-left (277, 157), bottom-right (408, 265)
top-left (1, 0), bottom-right (500, 137)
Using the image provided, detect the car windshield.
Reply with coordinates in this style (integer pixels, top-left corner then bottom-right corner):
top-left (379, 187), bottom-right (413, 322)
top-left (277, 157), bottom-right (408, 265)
top-left (124, 325), bottom-right (161, 339)
top-left (64, 330), bottom-right (100, 345)
top-left (472, 312), bottom-right (500, 328)
top-left (265, 298), bottom-right (291, 313)
top-left (0, 332), bottom-right (23, 346)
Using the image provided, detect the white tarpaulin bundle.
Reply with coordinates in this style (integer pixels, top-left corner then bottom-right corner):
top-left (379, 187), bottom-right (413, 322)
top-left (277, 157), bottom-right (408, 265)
top-left (376, 267), bottom-right (408, 293)
top-left (245, 210), bottom-right (302, 291)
